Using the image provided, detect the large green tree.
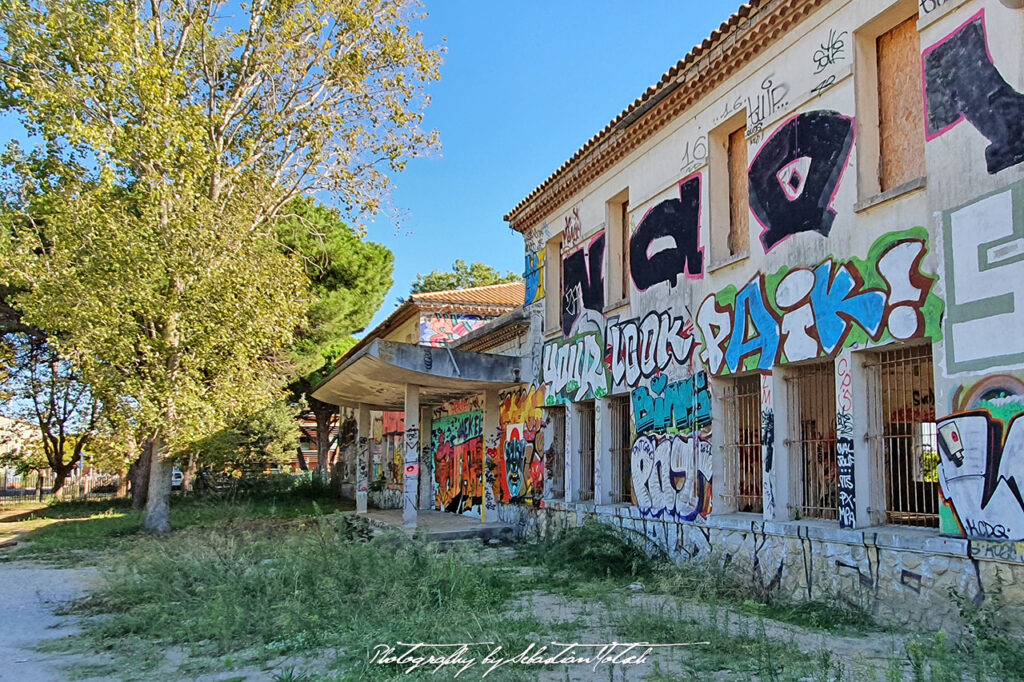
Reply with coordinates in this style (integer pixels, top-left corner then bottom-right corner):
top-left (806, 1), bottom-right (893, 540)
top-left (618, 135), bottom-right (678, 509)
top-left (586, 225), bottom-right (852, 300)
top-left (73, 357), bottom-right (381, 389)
top-left (410, 259), bottom-right (520, 294)
top-left (276, 196), bottom-right (393, 480)
top-left (0, 0), bottom-right (441, 532)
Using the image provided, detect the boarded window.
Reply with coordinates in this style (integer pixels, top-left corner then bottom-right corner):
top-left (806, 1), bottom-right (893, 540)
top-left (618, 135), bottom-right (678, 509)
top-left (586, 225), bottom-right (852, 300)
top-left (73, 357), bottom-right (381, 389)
top-left (728, 125), bottom-right (749, 255)
top-left (878, 17), bottom-right (925, 191)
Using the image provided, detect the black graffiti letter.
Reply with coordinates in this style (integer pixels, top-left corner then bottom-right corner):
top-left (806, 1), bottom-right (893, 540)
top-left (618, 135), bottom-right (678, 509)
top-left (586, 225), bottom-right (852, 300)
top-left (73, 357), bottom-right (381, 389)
top-left (924, 16), bottom-right (1024, 174)
top-left (561, 233), bottom-right (606, 335)
top-left (748, 110), bottom-right (854, 252)
top-left (629, 175), bottom-right (703, 291)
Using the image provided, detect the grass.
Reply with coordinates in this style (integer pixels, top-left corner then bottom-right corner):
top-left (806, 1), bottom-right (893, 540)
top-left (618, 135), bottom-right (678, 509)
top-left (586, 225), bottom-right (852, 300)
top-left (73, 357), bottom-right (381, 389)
top-left (7, 496), bottom-right (1024, 680)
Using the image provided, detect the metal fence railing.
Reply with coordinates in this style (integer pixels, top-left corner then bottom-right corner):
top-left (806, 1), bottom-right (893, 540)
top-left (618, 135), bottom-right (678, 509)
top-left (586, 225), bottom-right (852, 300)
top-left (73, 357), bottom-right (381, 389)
top-left (608, 396), bottom-right (632, 504)
top-left (577, 401), bottom-right (595, 502)
top-left (787, 362), bottom-right (838, 520)
top-left (0, 470), bottom-right (125, 506)
top-left (722, 375), bottom-right (763, 514)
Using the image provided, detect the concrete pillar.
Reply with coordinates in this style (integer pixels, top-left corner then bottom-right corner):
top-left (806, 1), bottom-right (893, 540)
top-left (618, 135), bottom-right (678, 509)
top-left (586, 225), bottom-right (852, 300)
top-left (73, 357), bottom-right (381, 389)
top-left (595, 397), bottom-right (612, 505)
top-left (418, 405), bottom-right (433, 511)
top-left (356, 404), bottom-right (370, 514)
top-left (760, 372), bottom-right (780, 522)
top-left (482, 389), bottom-right (501, 522)
top-left (710, 375), bottom-right (735, 515)
top-left (403, 385), bottom-right (420, 529)
top-left (567, 403), bottom-right (581, 501)
top-left (839, 348), bottom-right (877, 528)
top-left (772, 366), bottom-right (796, 521)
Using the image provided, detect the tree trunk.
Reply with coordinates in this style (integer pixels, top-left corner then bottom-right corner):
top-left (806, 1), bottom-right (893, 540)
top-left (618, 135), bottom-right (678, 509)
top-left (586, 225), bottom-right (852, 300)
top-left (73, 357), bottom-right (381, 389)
top-left (130, 441), bottom-right (152, 511)
top-left (183, 451), bottom-right (198, 491)
top-left (309, 396), bottom-right (337, 483)
top-left (50, 464), bottom-right (74, 495)
top-left (35, 471), bottom-right (43, 501)
top-left (142, 436), bottom-right (172, 533)
top-left (295, 445), bottom-right (308, 472)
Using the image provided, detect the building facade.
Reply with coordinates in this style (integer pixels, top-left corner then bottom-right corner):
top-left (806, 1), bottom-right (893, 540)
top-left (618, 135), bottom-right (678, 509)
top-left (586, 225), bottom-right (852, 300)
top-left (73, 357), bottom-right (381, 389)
top-left (315, 0), bottom-right (1024, 627)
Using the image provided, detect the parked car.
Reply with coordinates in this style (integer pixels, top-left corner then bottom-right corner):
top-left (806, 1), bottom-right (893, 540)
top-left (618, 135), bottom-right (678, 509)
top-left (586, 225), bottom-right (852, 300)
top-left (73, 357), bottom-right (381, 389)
top-left (171, 469), bottom-right (184, 490)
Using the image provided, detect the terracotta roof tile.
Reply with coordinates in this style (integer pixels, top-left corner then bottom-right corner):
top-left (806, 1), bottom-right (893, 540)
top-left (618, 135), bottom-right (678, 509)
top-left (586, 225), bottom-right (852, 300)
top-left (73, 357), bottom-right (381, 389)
top-left (411, 282), bottom-right (524, 308)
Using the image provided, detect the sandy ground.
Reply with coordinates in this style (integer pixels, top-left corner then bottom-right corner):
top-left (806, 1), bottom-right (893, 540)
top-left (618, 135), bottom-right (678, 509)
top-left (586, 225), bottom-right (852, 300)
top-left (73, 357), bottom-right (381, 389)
top-left (0, 561), bottom-right (101, 682)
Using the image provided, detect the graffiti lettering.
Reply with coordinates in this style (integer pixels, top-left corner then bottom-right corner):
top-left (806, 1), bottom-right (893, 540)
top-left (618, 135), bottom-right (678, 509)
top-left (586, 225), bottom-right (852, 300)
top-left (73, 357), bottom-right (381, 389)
top-left (563, 207), bottom-right (583, 249)
top-left (631, 433), bottom-right (712, 521)
top-left (432, 410), bottom-right (484, 516)
top-left (524, 249), bottom-right (545, 304)
top-left (746, 77), bottom-right (790, 136)
top-left (812, 29), bottom-right (848, 74)
top-left (920, 0), bottom-right (948, 13)
top-left (748, 110), bottom-right (855, 252)
top-left (420, 314), bottom-right (483, 347)
top-left (923, 11), bottom-right (1024, 174)
top-left (632, 372), bottom-right (711, 436)
top-left (605, 311), bottom-right (696, 388)
top-left (629, 175), bottom-right (704, 291)
top-left (542, 332), bottom-right (608, 403)
top-left (561, 232), bottom-right (605, 335)
top-left (679, 134), bottom-right (709, 174)
top-left (698, 231), bottom-right (941, 375)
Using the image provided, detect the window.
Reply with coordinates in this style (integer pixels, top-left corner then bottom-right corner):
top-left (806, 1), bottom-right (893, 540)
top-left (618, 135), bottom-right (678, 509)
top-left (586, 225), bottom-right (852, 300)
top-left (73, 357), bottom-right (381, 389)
top-left (544, 406), bottom-right (566, 498)
top-left (722, 375), bottom-right (763, 513)
top-left (727, 125), bottom-right (750, 255)
top-left (608, 395), bottom-right (632, 504)
top-left (787, 361), bottom-right (838, 520)
top-left (577, 400), bottom-right (595, 501)
top-left (877, 17), bottom-right (925, 191)
top-left (544, 233), bottom-right (562, 334)
top-left (710, 111), bottom-right (749, 264)
top-left (604, 190), bottom-right (631, 307)
top-left (868, 345), bottom-right (938, 527)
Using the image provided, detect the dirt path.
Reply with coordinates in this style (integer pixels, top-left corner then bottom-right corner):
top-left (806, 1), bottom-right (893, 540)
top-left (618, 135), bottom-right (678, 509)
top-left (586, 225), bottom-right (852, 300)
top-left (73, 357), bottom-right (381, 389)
top-left (0, 561), bottom-right (101, 682)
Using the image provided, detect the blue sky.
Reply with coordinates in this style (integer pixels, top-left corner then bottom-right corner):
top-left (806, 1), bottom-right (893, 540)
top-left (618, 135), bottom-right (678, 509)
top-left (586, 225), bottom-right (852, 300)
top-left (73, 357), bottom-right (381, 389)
top-left (362, 1), bottom-right (733, 331)
top-left (0, 1), bottom-right (735, 334)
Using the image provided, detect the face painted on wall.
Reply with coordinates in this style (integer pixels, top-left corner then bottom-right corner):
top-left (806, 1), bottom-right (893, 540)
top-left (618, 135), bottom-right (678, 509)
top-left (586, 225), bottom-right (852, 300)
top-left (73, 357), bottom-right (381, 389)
top-left (504, 426), bottom-right (526, 499)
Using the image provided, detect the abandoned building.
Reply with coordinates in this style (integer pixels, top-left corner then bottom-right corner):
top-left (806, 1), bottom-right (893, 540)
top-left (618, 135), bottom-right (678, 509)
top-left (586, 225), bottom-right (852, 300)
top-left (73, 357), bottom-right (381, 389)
top-left (313, 0), bottom-right (1024, 626)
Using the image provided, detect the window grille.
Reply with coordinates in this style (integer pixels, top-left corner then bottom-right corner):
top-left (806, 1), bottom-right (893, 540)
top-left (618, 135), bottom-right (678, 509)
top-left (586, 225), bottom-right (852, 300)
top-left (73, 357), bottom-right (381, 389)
top-left (544, 406), bottom-right (566, 498)
top-left (787, 362), bottom-right (838, 520)
top-left (868, 345), bottom-right (938, 527)
top-left (577, 401), bottom-right (595, 501)
top-left (608, 396), bottom-right (632, 504)
top-left (722, 375), bottom-right (763, 513)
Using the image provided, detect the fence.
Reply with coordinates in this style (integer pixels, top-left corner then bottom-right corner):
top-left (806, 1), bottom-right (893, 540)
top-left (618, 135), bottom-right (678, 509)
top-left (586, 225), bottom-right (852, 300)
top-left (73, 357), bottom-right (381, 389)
top-left (0, 469), bottom-right (125, 506)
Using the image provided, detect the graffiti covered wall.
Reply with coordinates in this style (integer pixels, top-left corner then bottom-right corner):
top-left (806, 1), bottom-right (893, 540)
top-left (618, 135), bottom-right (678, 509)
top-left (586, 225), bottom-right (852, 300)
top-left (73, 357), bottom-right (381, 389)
top-left (432, 400), bottom-right (484, 516)
top-left (420, 314), bottom-right (484, 348)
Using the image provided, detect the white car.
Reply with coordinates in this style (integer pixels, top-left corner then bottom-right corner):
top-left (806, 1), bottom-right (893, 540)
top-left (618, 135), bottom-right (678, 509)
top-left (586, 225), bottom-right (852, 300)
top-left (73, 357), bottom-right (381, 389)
top-left (171, 469), bottom-right (184, 490)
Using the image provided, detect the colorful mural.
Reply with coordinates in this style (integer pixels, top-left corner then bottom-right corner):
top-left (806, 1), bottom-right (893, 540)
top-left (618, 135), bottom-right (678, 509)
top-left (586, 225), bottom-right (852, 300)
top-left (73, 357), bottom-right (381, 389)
top-left (630, 372), bottom-right (713, 521)
top-left (697, 228), bottom-right (944, 375)
top-left (420, 314), bottom-right (483, 348)
top-left (497, 387), bottom-right (547, 505)
top-left (524, 249), bottom-right (545, 304)
top-left (431, 408), bottom-right (484, 516)
top-left (541, 331), bottom-right (608, 404)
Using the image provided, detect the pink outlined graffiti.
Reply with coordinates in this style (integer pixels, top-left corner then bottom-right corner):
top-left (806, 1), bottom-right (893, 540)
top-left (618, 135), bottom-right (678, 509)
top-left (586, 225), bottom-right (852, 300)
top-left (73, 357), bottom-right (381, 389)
top-left (629, 172), bottom-right (705, 291)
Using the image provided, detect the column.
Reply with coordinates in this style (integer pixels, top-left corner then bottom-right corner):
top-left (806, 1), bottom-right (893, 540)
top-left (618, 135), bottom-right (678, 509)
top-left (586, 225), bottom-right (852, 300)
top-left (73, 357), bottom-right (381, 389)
top-left (356, 404), bottom-right (370, 514)
top-left (760, 372), bottom-right (778, 521)
top-left (482, 389), bottom-right (501, 523)
top-left (418, 405), bottom-right (433, 511)
top-left (403, 384), bottom-right (420, 529)
top-left (595, 397), bottom-right (612, 505)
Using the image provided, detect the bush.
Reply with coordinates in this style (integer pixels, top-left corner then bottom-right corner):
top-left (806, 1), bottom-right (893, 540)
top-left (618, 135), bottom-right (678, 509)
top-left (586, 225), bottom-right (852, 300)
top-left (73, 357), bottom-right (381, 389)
top-left (529, 519), bottom-right (664, 580)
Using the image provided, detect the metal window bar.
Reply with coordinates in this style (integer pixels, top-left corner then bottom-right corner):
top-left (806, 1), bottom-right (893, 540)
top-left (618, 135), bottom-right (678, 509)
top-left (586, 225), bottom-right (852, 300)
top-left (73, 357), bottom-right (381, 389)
top-left (545, 406), bottom-right (566, 498)
top-left (722, 375), bottom-right (763, 513)
top-left (608, 396), bottom-right (632, 504)
top-left (578, 401), bottom-right (595, 501)
top-left (869, 345), bottom-right (938, 527)
top-left (787, 362), bottom-right (838, 520)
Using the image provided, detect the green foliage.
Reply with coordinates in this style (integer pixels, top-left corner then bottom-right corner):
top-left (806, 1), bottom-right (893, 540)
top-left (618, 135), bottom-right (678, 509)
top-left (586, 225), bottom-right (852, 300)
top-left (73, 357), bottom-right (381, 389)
top-left (184, 401), bottom-right (298, 476)
top-left (275, 196), bottom-right (394, 388)
top-left (525, 518), bottom-right (664, 580)
top-left (409, 259), bottom-right (520, 295)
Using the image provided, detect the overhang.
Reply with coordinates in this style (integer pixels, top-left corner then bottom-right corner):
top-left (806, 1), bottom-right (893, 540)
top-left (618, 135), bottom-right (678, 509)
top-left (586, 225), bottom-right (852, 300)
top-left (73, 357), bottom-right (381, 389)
top-left (311, 339), bottom-right (524, 410)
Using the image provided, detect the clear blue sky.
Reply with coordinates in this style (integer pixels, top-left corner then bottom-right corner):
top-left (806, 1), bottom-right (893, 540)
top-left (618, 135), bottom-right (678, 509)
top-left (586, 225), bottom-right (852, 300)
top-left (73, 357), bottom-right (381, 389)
top-left (361, 1), bottom-right (733, 332)
top-left (0, 1), bottom-right (735, 335)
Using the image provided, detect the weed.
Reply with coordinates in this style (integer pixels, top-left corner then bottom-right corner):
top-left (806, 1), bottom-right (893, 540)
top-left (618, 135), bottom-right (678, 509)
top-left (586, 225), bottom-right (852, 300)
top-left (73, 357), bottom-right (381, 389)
top-left (520, 519), bottom-right (665, 580)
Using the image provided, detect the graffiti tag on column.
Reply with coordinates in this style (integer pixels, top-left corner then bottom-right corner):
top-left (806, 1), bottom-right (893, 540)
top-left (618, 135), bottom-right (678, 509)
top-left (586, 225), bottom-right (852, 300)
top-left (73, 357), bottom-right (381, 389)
top-left (748, 110), bottom-right (855, 252)
top-left (605, 311), bottom-right (696, 388)
top-left (761, 374), bottom-right (775, 517)
top-left (836, 358), bottom-right (855, 529)
top-left (923, 11), bottom-right (1024, 174)
top-left (629, 174), bottom-right (704, 291)
top-left (561, 232), bottom-right (605, 336)
top-left (697, 229), bottom-right (942, 375)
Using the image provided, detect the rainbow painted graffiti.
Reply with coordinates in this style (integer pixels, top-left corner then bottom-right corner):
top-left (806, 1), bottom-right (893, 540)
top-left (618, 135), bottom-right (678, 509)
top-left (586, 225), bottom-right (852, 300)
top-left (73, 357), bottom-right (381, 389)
top-left (420, 314), bottom-right (483, 348)
top-left (497, 387), bottom-right (547, 504)
top-left (432, 409), bottom-right (484, 516)
top-left (698, 228), bottom-right (943, 375)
